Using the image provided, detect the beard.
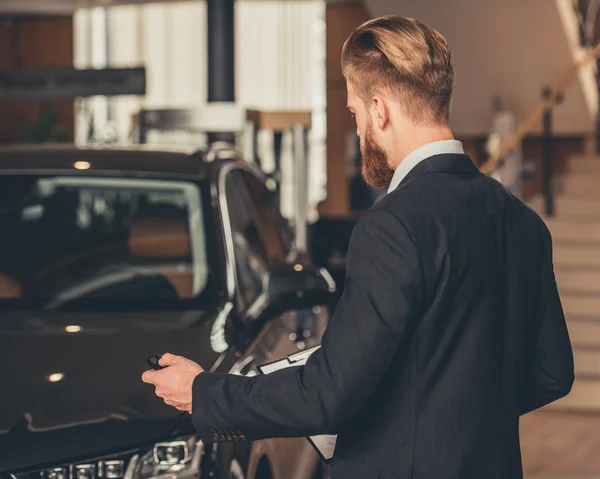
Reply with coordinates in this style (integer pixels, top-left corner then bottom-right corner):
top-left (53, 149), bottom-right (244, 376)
top-left (360, 122), bottom-right (395, 189)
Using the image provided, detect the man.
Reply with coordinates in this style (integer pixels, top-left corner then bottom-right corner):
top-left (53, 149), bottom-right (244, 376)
top-left (142, 16), bottom-right (574, 478)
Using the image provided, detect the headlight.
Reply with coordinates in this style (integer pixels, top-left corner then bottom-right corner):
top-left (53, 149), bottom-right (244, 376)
top-left (12, 435), bottom-right (205, 479)
top-left (103, 461), bottom-right (125, 479)
top-left (73, 465), bottom-right (95, 479)
top-left (133, 436), bottom-right (203, 479)
top-left (40, 468), bottom-right (69, 479)
top-left (153, 441), bottom-right (189, 465)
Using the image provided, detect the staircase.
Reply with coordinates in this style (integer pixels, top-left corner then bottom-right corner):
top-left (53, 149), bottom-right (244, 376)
top-left (529, 154), bottom-right (600, 411)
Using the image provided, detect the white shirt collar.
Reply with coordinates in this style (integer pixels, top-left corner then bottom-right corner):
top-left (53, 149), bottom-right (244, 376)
top-left (387, 140), bottom-right (464, 193)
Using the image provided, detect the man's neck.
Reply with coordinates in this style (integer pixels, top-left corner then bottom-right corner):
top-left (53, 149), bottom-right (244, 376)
top-left (391, 126), bottom-right (455, 170)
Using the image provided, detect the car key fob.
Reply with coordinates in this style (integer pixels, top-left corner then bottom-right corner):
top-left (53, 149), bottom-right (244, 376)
top-left (147, 354), bottom-right (165, 370)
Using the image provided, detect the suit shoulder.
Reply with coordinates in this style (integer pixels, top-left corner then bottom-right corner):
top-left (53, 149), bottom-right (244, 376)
top-left (361, 193), bottom-right (412, 231)
top-left (368, 184), bottom-right (416, 215)
top-left (356, 200), bottom-right (406, 233)
top-left (513, 195), bottom-right (553, 247)
top-left (352, 197), bottom-right (416, 249)
top-left (350, 197), bottom-right (422, 263)
top-left (366, 181), bottom-right (432, 227)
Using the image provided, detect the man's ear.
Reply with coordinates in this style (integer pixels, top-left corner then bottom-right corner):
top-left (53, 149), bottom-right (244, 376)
top-left (371, 95), bottom-right (390, 131)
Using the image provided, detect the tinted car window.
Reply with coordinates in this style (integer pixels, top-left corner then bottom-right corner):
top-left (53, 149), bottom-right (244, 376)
top-left (0, 175), bottom-right (214, 310)
top-left (239, 171), bottom-right (291, 263)
top-left (224, 171), bottom-right (269, 310)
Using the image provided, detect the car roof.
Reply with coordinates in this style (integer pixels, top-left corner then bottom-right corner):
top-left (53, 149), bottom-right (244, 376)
top-left (0, 144), bottom-right (212, 177)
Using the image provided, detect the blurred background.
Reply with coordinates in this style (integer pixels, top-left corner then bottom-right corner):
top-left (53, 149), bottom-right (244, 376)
top-left (1, 0), bottom-right (600, 477)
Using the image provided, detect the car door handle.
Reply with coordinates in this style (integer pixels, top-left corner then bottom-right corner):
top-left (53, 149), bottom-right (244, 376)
top-left (230, 353), bottom-right (256, 376)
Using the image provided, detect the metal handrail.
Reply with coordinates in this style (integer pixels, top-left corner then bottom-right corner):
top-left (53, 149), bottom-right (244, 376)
top-left (479, 42), bottom-right (600, 175)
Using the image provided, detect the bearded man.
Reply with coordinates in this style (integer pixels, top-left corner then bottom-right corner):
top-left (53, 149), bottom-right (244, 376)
top-left (142, 16), bottom-right (574, 479)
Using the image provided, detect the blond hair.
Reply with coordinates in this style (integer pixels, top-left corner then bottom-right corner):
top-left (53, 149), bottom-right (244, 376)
top-left (342, 16), bottom-right (454, 125)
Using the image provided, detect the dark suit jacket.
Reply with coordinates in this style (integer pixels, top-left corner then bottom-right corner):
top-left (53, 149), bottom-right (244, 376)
top-left (192, 153), bottom-right (575, 479)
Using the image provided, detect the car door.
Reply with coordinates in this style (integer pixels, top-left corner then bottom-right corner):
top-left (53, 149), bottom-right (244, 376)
top-left (219, 163), bottom-right (327, 357)
top-left (234, 170), bottom-right (326, 348)
top-left (221, 167), bottom-right (272, 322)
top-left (219, 165), bottom-right (325, 479)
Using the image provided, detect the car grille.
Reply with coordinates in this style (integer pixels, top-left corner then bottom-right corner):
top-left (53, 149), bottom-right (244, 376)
top-left (4, 450), bottom-right (140, 479)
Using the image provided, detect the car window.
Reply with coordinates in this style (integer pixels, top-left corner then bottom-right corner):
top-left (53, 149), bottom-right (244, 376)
top-left (239, 171), bottom-right (291, 263)
top-left (224, 170), bottom-right (269, 310)
top-left (0, 175), bottom-right (215, 310)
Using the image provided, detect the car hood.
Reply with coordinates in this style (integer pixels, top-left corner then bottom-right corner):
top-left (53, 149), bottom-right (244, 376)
top-left (0, 308), bottom-right (233, 473)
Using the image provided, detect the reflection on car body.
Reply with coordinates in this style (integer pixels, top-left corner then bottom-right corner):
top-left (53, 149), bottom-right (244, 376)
top-left (0, 144), bottom-right (335, 479)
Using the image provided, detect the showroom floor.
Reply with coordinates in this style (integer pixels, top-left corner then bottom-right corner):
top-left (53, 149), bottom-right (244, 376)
top-left (521, 409), bottom-right (600, 478)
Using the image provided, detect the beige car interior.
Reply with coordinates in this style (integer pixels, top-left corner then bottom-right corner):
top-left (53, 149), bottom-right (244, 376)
top-left (0, 273), bottom-right (23, 299)
top-left (128, 206), bottom-right (195, 298)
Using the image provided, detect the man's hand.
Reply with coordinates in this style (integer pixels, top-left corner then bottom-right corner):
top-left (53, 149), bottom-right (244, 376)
top-left (141, 353), bottom-right (204, 413)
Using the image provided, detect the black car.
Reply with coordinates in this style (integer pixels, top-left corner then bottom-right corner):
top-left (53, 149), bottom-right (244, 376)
top-left (0, 144), bottom-right (335, 479)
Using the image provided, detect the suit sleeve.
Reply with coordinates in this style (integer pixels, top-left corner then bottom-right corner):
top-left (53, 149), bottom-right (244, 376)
top-left (191, 208), bottom-right (424, 442)
top-left (520, 274), bottom-right (575, 415)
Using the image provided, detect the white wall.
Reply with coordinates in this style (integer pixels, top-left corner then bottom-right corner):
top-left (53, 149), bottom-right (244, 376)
top-left (364, 0), bottom-right (596, 136)
top-left (74, 0), bottom-right (327, 219)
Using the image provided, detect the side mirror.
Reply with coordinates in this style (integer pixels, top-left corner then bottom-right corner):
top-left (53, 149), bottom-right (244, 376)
top-left (263, 263), bottom-right (336, 321)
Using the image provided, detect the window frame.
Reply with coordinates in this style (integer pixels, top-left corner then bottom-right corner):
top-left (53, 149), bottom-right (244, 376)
top-left (218, 163), bottom-right (290, 320)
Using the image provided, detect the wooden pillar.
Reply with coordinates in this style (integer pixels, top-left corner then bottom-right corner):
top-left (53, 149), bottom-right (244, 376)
top-left (0, 16), bottom-right (74, 144)
top-left (321, 1), bottom-right (369, 218)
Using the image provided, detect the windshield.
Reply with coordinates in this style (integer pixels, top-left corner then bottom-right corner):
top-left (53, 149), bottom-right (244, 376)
top-left (0, 174), bottom-right (218, 311)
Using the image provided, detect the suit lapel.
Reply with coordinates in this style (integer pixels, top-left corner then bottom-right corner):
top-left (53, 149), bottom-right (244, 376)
top-left (399, 154), bottom-right (479, 188)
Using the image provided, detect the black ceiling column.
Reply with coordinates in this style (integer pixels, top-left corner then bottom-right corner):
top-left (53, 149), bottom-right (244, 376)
top-left (207, 0), bottom-right (235, 103)
top-left (206, 0), bottom-right (236, 144)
